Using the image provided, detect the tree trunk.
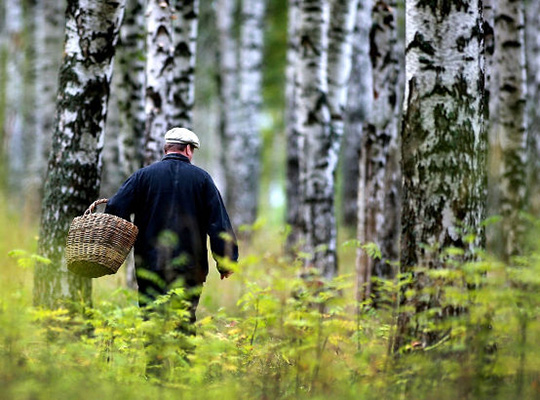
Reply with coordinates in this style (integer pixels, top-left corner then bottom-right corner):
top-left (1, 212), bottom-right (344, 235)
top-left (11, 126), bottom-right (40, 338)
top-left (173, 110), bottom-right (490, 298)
top-left (4, 0), bottom-right (25, 194)
top-left (356, 0), bottom-right (401, 301)
top-left (231, 0), bottom-right (266, 229)
top-left (144, 0), bottom-right (174, 165)
top-left (295, 0), bottom-right (335, 278)
top-left (285, 0), bottom-right (301, 251)
top-left (31, 0), bottom-right (65, 199)
top-left (34, 0), bottom-right (125, 308)
top-left (116, 0), bottom-right (146, 177)
top-left (215, 0), bottom-right (240, 209)
top-left (341, 1), bottom-right (373, 230)
top-left (395, 0), bottom-right (486, 350)
top-left (170, 0), bottom-right (199, 129)
top-left (526, 0), bottom-right (540, 215)
top-left (493, 0), bottom-right (527, 260)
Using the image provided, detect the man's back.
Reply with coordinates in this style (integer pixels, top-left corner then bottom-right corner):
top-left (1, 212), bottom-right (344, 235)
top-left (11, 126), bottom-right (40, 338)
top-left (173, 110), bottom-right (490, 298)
top-left (106, 153), bottom-right (237, 284)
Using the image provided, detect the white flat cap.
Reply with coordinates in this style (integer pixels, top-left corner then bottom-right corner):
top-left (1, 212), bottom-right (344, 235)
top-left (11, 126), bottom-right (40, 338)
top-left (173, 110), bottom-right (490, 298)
top-left (164, 127), bottom-right (200, 148)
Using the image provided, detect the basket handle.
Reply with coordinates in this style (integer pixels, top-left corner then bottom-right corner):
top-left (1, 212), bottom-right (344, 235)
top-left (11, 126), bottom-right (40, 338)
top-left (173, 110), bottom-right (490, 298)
top-left (84, 198), bottom-right (109, 216)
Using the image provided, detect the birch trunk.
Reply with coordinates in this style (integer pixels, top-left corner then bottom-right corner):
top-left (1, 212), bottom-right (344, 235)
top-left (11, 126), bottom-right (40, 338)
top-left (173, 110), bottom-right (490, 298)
top-left (32, 0), bottom-right (65, 196)
top-left (215, 0), bottom-right (240, 217)
top-left (295, 0), bottom-right (335, 278)
top-left (395, 0), bottom-right (486, 350)
top-left (116, 0), bottom-right (146, 177)
top-left (526, 0), bottom-right (540, 215)
top-left (341, 1), bottom-right (372, 229)
top-left (4, 0), bottom-right (25, 193)
top-left (483, 0), bottom-right (499, 251)
top-left (34, 0), bottom-right (125, 308)
top-left (356, 0), bottom-right (401, 301)
top-left (494, 0), bottom-right (527, 259)
top-left (230, 0), bottom-right (266, 228)
top-left (144, 0), bottom-right (174, 165)
top-left (170, 0), bottom-right (199, 129)
top-left (285, 0), bottom-right (301, 250)
top-left (326, 0), bottom-right (358, 231)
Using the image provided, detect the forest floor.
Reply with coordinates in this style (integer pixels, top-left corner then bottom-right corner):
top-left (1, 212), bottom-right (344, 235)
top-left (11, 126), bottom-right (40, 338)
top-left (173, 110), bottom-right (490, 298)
top-left (1, 194), bottom-right (540, 399)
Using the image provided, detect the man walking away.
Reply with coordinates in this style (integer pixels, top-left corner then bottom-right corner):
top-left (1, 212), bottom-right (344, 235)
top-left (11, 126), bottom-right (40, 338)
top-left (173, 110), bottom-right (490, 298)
top-left (105, 127), bottom-right (239, 325)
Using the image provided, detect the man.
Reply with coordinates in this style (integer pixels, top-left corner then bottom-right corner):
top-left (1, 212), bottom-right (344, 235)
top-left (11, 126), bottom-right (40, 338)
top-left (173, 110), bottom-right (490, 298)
top-left (105, 127), bottom-right (238, 324)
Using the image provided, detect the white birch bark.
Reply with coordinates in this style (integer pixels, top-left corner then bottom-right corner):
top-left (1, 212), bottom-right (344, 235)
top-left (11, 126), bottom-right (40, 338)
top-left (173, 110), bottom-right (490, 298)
top-left (170, 0), bottom-right (199, 129)
top-left (342, 1), bottom-right (372, 229)
top-left (32, 0), bottom-right (66, 195)
top-left (396, 1), bottom-right (486, 349)
top-left (229, 0), bottom-right (266, 228)
top-left (285, 0), bottom-right (301, 250)
top-left (295, 0), bottom-right (334, 278)
top-left (144, 0), bottom-right (174, 165)
top-left (116, 0), bottom-right (146, 177)
top-left (215, 0), bottom-right (241, 217)
top-left (35, 0), bottom-right (125, 308)
top-left (526, 0), bottom-right (540, 214)
top-left (494, 0), bottom-right (527, 259)
top-left (326, 0), bottom-right (359, 232)
top-left (483, 0), bottom-right (500, 252)
top-left (356, 0), bottom-right (401, 301)
top-left (4, 0), bottom-right (25, 193)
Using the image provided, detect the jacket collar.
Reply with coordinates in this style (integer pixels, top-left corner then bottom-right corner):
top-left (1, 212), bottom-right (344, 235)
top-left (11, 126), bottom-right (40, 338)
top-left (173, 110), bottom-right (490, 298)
top-left (162, 153), bottom-right (191, 163)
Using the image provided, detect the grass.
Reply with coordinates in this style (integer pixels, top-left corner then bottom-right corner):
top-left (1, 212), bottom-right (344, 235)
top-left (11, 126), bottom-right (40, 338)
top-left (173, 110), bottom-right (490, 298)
top-left (2, 193), bottom-right (540, 399)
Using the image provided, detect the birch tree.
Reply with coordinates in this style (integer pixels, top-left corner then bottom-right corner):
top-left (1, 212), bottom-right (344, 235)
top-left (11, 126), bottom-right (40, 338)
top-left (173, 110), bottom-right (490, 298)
top-left (4, 0), bottom-right (25, 193)
top-left (215, 0), bottom-right (239, 206)
top-left (395, 0), bottom-right (486, 350)
top-left (31, 0), bottom-right (65, 194)
top-left (285, 0), bottom-right (301, 250)
top-left (144, 0), bottom-right (174, 165)
top-left (341, 0), bottom-right (373, 229)
top-left (292, 0), bottom-right (358, 278)
top-left (526, 0), bottom-right (540, 215)
top-left (170, 0), bottom-right (199, 129)
top-left (34, 0), bottom-right (125, 308)
top-left (356, 0), bottom-right (401, 301)
top-left (493, 0), bottom-right (527, 259)
top-left (116, 0), bottom-right (146, 178)
top-left (233, 0), bottom-right (266, 228)
top-left (216, 0), bottom-right (265, 229)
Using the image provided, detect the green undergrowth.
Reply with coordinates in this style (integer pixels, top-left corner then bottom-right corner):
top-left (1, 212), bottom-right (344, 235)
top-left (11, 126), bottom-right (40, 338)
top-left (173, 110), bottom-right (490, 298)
top-left (2, 200), bottom-right (540, 399)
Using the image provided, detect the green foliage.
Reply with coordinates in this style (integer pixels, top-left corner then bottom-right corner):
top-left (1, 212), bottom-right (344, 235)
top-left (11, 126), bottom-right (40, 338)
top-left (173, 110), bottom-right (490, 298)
top-left (3, 212), bottom-right (540, 399)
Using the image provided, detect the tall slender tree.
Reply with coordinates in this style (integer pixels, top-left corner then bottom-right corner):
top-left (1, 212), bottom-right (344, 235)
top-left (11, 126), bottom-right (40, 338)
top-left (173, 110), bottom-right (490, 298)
top-left (395, 0), bottom-right (486, 350)
top-left (216, 0), bottom-right (240, 207)
top-left (216, 0), bottom-right (266, 230)
top-left (116, 0), bottom-right (146, 178)
top-left (232, 0), bottom-right (266, 229)
top-left (285, 0), bottom-right (301, 250)
top-left (356, 0), bottom-right (401, 301)
top-left (493, 0), bottom-right (527, 259)
top-left (144, 0), bottom-right (174, 165)
top-left (526, 0), bottom-right (540, 215)
top-left (31, 0), bottom-right (65, 195)
top-left (341, 1), bottom-right (373, 230)
top-left (34, 0), bottom-right (125, 308)
top-left (4, 0), bottom-right (25, 194)
top-left (292, 0), bottom-right (358, 278)
top-left (170, 0), bottom-right (199, 129)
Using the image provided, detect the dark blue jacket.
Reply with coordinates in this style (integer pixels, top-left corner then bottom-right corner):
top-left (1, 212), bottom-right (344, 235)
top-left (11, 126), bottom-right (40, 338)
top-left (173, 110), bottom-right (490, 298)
top-left (105, 153), bottom-right (238, 284)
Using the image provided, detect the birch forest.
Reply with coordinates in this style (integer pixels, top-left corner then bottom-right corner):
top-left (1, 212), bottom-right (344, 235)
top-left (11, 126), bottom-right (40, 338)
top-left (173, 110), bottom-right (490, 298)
top-left (2, 0), bottom-right (540, 398)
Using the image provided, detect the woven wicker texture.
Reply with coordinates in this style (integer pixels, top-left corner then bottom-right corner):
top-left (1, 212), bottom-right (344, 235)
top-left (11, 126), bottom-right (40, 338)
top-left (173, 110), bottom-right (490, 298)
top-left (65, 199), bottom-right (138, 278)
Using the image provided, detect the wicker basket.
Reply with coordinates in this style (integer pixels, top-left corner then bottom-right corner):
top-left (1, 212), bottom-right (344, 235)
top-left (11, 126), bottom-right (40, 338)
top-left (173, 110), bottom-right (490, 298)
top-left (65, 199), bottom-right (138, 278)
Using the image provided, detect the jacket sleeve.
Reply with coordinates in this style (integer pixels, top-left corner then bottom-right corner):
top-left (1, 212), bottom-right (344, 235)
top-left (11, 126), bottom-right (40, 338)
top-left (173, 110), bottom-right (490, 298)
top-left (205, 177), bottom-right (239, 272)
top-left (104, 173), bottom-right (138, 221)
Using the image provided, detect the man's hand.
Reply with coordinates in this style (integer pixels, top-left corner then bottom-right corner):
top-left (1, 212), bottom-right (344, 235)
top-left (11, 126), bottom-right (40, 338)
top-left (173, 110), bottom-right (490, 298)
top-left (220, 271), bottom-right (233, 280)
